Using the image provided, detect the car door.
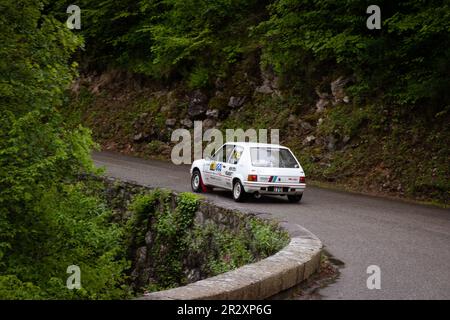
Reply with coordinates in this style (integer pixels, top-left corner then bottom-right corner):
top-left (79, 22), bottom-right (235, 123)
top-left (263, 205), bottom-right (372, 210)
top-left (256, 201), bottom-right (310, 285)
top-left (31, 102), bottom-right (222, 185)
top-left (205, 144), bottom-right (234, 188)
top-left (222, 145), bottom-right (244, 189)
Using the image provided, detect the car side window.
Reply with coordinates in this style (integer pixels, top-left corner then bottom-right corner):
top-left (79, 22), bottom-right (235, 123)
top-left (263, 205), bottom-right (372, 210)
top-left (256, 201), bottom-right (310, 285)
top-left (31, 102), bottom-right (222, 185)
top-left (228, 146), bottom-right (243, 164)
top-left (212, 147), bottom-right (223, 162)
top-left (224, 145), bottom-right (234, 163)
top-left (212, 145), bottom-right (234, 163)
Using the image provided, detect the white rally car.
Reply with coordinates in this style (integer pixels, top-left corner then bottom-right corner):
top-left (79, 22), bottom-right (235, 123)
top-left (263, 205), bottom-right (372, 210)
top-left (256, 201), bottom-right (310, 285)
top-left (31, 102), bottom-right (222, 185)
top-left (190, 142), bottom-right (306, 202)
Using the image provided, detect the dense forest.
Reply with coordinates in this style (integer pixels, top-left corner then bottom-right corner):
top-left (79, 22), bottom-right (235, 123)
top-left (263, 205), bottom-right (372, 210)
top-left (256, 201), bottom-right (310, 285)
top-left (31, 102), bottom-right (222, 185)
top-left (0, 0), bottom-right (449, 298)
top-left (48, 0), bottom-right (448, 106)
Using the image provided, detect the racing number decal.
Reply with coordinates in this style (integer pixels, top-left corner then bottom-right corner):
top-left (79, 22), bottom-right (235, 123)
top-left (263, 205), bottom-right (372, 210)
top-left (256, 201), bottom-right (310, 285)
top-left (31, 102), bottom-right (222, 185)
top-left (209, 162), bottom-right (222, 172)
top-left (230, 150), bottom-right (242, 164)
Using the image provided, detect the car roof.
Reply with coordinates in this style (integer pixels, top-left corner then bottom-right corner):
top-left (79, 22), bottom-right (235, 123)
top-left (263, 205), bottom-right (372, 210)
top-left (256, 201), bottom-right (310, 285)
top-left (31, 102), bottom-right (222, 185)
top-left (223, 142), bottom-right (288, 149)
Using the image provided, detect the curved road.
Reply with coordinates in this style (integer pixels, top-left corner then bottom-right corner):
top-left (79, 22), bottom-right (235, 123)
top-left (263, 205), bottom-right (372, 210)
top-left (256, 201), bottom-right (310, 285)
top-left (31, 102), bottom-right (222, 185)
top-left (93, 151), bottom-right (450, 300)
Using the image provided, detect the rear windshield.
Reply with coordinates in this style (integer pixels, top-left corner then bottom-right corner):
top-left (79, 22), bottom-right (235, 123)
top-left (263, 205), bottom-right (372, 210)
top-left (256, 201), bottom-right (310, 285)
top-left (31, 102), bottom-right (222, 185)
top-left (250, 147), bottom-right (299, 168)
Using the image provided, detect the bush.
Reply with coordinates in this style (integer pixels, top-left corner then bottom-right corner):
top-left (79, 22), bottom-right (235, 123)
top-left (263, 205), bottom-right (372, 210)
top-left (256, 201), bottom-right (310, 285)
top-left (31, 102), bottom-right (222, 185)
top-left (258, 0), bottom-right (450, 109)
top-left (0, 183), bottom-right (131, 299)
top-left (188, 67), bottom-right (210, 89)
top-left (0, 1), bottom-right (131, 299)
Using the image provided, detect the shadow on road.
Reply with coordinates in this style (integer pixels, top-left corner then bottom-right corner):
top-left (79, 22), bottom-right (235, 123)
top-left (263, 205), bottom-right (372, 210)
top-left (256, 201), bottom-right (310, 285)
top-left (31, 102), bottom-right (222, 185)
top-left (206, 189), bottom-right (296, 204)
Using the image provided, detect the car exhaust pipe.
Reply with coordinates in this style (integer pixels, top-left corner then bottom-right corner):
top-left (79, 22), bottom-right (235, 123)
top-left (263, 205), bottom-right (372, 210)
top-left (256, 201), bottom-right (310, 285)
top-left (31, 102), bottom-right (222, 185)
top-left (253, 192), bottom-right (261, 199)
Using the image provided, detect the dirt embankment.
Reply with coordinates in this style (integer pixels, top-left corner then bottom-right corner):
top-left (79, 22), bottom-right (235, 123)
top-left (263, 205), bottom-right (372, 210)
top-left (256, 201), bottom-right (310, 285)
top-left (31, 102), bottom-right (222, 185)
top-left (68, 67), bottom-right (450, 206)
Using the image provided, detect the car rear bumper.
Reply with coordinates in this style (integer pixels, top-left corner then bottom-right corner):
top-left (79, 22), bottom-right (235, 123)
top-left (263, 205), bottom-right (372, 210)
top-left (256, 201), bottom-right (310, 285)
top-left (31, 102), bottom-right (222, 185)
top-left (243, 181), bottom-right (306, 195)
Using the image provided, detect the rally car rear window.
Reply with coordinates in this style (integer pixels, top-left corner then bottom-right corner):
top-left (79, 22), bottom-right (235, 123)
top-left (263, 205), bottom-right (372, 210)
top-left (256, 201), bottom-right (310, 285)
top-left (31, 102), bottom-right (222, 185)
top-left (250, 147), bottom-right (299, 168)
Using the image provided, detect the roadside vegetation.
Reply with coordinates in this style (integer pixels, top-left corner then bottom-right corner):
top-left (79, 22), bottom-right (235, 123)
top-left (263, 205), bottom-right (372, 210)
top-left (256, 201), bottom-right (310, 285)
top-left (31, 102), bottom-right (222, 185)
top-left (0, 0), bottom-right (131, 299)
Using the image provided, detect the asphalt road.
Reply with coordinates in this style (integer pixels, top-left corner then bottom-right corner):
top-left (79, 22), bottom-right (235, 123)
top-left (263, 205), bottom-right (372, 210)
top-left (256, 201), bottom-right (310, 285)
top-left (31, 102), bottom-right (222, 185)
top-left (93, 151), bottom-right (450, 300)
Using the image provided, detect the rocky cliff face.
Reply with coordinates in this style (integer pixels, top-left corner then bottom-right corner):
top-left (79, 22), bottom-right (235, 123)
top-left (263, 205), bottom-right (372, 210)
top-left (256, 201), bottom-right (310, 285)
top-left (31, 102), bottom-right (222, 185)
top-left (72, 65), bottom-right (354, 155)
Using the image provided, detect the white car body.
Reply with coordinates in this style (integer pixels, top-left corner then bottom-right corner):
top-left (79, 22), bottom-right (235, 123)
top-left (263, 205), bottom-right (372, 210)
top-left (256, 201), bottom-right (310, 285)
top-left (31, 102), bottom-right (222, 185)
top-left (190, 142), bottom-right (306, 202)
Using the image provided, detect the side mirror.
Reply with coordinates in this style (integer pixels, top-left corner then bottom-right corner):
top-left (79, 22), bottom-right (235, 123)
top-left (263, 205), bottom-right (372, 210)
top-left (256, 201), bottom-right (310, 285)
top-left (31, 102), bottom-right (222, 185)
top-left (205, 155), bottom-right (212, 161)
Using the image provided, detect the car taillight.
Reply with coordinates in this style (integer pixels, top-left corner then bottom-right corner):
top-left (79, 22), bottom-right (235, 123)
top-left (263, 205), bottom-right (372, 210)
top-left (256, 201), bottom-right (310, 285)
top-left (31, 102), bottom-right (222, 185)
top-left (299, 176), bottom-right (306, 183)
top-left (248, 175), bottom-right (258, 182)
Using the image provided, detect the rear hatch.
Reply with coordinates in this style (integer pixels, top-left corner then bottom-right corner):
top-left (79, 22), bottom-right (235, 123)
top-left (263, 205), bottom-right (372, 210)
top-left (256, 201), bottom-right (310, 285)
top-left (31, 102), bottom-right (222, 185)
top-left (252, 167), bottom-right (304, 184)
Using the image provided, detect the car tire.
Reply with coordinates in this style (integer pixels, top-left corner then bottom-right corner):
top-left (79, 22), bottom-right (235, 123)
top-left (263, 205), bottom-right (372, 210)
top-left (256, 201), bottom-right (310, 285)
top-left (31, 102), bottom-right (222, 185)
top-left (232, 180), bottom-right (247, 202)
top-left (191, 170), bottom-right (203, 193)
top-left (287, 194), bottom-right (302, 203)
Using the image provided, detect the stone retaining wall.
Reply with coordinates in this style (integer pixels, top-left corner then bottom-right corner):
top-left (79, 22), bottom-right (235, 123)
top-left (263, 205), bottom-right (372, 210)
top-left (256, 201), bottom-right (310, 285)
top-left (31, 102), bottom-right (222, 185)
top-left (139, 223), bottom-right (322, 300)
top-left (138, 196), bottom-right (322, 299)
top-left (95, 175), bottom-right (323, 300)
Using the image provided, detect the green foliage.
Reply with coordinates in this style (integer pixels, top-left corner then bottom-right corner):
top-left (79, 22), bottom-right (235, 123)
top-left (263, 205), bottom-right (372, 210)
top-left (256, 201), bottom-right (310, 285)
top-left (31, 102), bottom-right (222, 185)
top-left (0, 275), bottom-right (44, 300)
top-left (187, 216), bottom-right (288, 277)
top-left (318, 104), bottom-right (370, 138)
top-left (129, 191), bottom-right (162, 218)
top-left (204, 226), bottom-right (254, 275)
top-left (175, 192), bottom-right (200, 228)
top-left (1, 1), bottom-right (82, 117)
top-left (54, 0), bottom-right (449, 111)
top-left (188, 67), bottom-right (210, 89)
top-left (290, 100), bottom-right (450, 204)
top-left (126, 189), bottom-right (169, 245)
top-left (49, 0), bottom-right (265, 80)
top-left (152, 192), bottom-right (200, 287)
top-left (249, 219), bottom-right (289, 258)
top-left (258, 0), bottom-right (450, 108)
top-left (147, 140), bottom-right (166, 154)
top-left (0, 182), bottom-right (131, 299)
top-left (128, 190), bottom-right (200, 288)
top-left (0, 1), bottom-right (131, 299)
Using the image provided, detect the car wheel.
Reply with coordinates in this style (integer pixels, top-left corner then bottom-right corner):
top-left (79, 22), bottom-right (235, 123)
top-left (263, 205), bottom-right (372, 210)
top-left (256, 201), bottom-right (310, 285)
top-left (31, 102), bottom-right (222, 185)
top-left (287, 194), bottom-right (302, 203)
top-left (232, 180), bottom-right (246, 202)
top-left (191, 170), bottom-right (203, 193)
